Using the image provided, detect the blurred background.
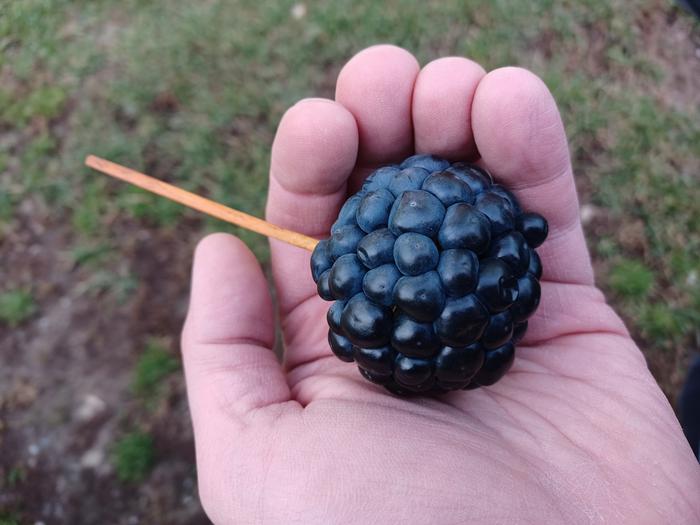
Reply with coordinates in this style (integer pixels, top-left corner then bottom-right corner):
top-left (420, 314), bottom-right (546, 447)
top-left (0, 0), bottom-right (698, 523)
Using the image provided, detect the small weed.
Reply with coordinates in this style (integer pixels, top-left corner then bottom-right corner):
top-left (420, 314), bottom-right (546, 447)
top-left (0, 85), bottom-right (67, 125)
top-left (79, 270), bottom-right (139, 304)
top-left (0, 514), bottom-right (20, 525)
top-left (117, 187), bottom-right (184, 227)
top-left (132, 338), bottom-right (179, 400)
top-left (113, 431), bottom-right (155, 482)
top-left (0, 192), bottom-right (14, 225)
top-left (608, 259), bottom-right (654, 300)
top-left (70, 243), bottom-right (114, 268)
top-left (72, 179), bottom-right (108, 236)
top-left (0, 289), bottom-right (36, 327)
top-left (6, 467), bottom-right (26, 488)
top-left (638, 303), bottom-right (683, 343)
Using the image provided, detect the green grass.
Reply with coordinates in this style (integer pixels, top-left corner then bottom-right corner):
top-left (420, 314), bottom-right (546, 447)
top-left (0, 514), bottom-right (20, 525)
top-left (0, 85), bottom-right (67, 125)
top-left (113, 431), bottom-right (155, 482)
top-left (0, 290), bottom-right (36, 327)
top-left (1, 0), bottom-right (698, 397)
top-left (609, 259), bottom-right (655, 299)
top-left (5, 467), bottom-right (26, 489)
top-left (132, 338), bottom-right (179, 400)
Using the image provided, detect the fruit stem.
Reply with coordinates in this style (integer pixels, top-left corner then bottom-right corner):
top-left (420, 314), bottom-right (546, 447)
top-left (84, 155), bottom-right (319, 252)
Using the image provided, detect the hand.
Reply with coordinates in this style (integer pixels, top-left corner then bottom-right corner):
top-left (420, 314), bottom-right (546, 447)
top-left (181, 46), bottom-right (700, 524)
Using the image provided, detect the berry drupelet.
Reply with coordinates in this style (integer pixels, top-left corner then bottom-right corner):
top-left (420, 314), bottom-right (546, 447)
top-left (311, 154), bottom-right (548, 395)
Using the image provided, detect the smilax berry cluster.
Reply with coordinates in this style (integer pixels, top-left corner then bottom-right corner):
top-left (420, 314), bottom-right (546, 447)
top-left (310, 155), bottom-right (548, 395)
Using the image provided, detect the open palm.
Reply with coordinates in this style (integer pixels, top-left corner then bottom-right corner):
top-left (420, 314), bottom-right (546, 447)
top-left (181, 46), bottom-right (700, 524)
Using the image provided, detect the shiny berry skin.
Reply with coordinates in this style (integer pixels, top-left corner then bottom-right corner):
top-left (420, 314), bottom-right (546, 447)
top-left (401, 153), bottom-right (450, 172)
top-left (446, 163), bottom-right (492, 193)
top-left (354, 345), bottom-right (395, 376)
top-left (475, 259), bottom-right (519, 312)
top-left (310, 239), bottom-right (333, 282)
top-left (512, 321), bottom-right (528, 344)
top-left (328, 330), bottom-right (354, 362)
top-left (421, 172), bottom-right (473, 206)
top-left (391, 314), bottom-right (440, 357)
top-left (311, 155), bottom-right (548, 395)
top-left (388, 167), bottom-right (430, 196)
top-left (362, 264), bottom-right (401, 306)
top-left (511, 275), bottom-right (541, 323)
top-left (388, 190), bottom-right (446, 237)
top-left (438, 203), bottom-right (491, 254)
top-left (487, 231), bottom-right (530, 276)
top-left (527, 249), bottom-right (543, 279)
top-left (316, 270), bottom-right (333, 301)
top-left (517, 212), bottom-right (549, 248)
top-left (394, 355), bottom-right (434, 392)
top-left (329, 254), bottom-right (366, 300)
top-left (393, 233), bottom-right (439, 276)
top-left (331, 194), bottom-right (363, 235)
top-left (340, 293), bottom-right (392, 348)
top-left (358, 366), bottom-right (392, 385)
top-left (356, 189), bottom-right (395, 233)
top-left (437, 249), bottom-right (478, 296)
top-left (357, 228), bottom-right (395, 269)
top-left (434, 344), bottom-right (485, 386)
top-left (393, 271), bottom-right (445, 322)
top-left (489, 184), bottom-right (521, 214)
top-left (328, 224), bottom-right (364, 259)
top-left (475, 192), bottom-right (515, 236)
top-left (362, 166), bottom-right (399, 192)
top-left (481, 310), bottom-right (514, 349)
top-left (434, 294), bottom-right (489, 347)
top-left (473, 342), bottom-right (515, 386)
top-left (326, 300), bottom-right (345, 334)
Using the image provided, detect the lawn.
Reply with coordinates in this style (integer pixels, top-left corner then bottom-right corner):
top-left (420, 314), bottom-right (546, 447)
top-left (0, 0), bottom-right (698, 522)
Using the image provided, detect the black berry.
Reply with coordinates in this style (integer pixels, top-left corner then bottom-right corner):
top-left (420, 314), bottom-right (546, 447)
top-left (437, 249), bottom-right (478, 296)
top-left (357, 228), bottom-right (395, 269)
top-left (391, 314), bottom-right (440, 357)
top-left (422, 172), bottom-right (473, 206)
top-left (311, 155), bottom-right (548, 395)
top-left (362, 264), bottom-right (401, 306)
top-left (388, 190), bottom-right (446, 237)
top-left (434, 344), bottom-right (485, 387)
top-left (329, 253), bottom-right (365, 300)
top-left (517, 212), bottom-right (549, 248)
top-left (393, 271), bottom-right (445, 322)
top-left (340, 293), bottom-right (392, 348)
top-left (438, 203), bottom-right (491, 254)
top-left (393, 233), bottom-right (439, 276)
top-left (388, 167), bottom-right (430, 196)
top-left (357, 189), bottom-right (395, 233)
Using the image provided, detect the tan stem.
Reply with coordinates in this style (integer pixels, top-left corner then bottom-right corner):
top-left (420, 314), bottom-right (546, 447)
top-left (84, 155), bottom-right (319, 252)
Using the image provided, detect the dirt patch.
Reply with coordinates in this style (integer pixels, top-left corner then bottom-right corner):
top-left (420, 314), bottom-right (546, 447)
top-left (0, 203), bottom-right (208, 523)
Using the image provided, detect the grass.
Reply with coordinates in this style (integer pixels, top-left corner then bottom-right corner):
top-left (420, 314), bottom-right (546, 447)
top-left (609, 259), bottom-right (655, 299)
top-left (5, 467), bottom-right (26, 489)
top-left (0, 290), bottom-right (36, 327)
top-left (132, 338), bottom-right (179, 401)
top-left (109, 339), bottom-right (179, 485)
top-left (112, 431), bottom-right (155, 482)
top-left (1, 0), bottom-right (698, 398)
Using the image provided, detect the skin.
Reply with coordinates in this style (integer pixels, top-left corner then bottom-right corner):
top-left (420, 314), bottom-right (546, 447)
top-left (181, 46), bottom-right (700, 524)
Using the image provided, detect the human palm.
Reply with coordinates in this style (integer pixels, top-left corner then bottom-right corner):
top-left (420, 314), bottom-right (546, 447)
top-left (181, 46), bottom-right (700, 524)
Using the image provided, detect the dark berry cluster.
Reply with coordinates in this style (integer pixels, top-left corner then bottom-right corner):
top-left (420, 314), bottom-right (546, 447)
top-left (310, 154), bottom-right (547, 395)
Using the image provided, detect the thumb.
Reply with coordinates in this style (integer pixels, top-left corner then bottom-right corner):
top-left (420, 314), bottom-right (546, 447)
top-left (181, 233), bottom-right (290, 427)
